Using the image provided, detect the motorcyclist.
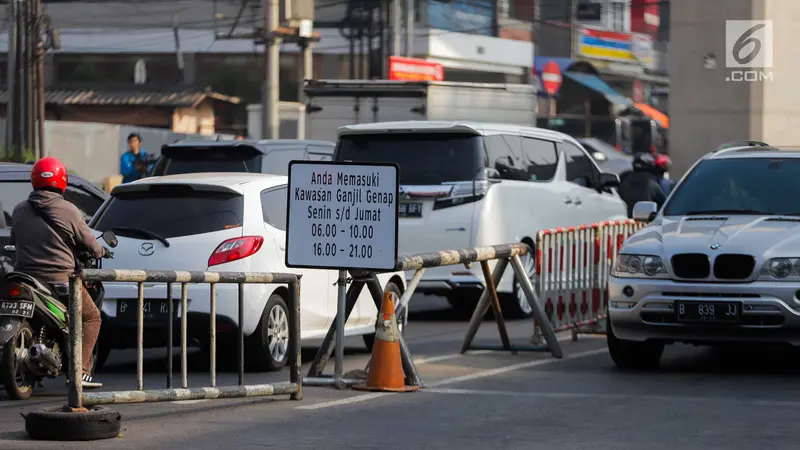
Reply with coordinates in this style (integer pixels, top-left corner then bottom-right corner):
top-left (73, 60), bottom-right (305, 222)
top-left (617, 153), bottom-right (667, 218)
top-left (9, 157), bottom-right (109, 388)
top-left (654, 153), bottom-right (677, 196)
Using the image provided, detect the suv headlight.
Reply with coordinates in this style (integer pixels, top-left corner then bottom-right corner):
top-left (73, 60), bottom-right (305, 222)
top-left (613, 254), bottom-right (668, 278)
top-left (759, 258), bottom-right (800, 281)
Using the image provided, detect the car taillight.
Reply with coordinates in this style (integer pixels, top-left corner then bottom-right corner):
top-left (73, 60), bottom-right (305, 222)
top-left (433, 179), bottom-right (490, 210)
top-left (208, 236), bottom-right (264, 267)
top-left (650, 144), bottom-right (657, 154)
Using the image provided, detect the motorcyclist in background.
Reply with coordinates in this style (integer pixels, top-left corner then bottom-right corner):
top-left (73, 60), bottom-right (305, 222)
top-left (617, 153), bottom-right (667, 218)
top-left (9, 157), bottom-right (109, 388)
top-left (654, 154), bottom-right (677, 196)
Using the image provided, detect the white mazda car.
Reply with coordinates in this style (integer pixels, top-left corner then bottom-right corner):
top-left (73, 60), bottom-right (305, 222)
top-left (88, 173), bottom-right (406, 372)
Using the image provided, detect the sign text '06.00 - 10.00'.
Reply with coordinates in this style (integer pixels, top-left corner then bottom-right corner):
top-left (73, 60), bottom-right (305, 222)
top-left (285, 161), bottom-right (399, 271)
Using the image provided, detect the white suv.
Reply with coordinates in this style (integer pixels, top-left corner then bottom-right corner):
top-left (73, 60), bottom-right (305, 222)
top-left (334, 121), bottom-right (628, 317)
top-left (89, 173), bottom-right (406, 371)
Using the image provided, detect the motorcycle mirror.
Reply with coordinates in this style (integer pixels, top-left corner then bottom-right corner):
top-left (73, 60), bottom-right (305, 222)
top-left (102, 230), bottom-right (118, 248)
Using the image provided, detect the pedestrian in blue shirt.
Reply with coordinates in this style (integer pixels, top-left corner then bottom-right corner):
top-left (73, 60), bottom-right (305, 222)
top-left (120, 133), bottom-right (153, 183)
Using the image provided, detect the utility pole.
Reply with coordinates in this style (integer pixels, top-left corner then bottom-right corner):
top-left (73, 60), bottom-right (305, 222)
top-left (392, 0), bottom-right (402, 56)
top-left (6, 0), bottom-right (18, 160)
top-left (262, 0), bottom-right (281, 140)
top-left (405, 0), bottom-right (413, 56)
top-left (35, 0), bottom-right (45, 158)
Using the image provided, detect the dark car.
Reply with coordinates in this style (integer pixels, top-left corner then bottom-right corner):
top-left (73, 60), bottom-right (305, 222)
top-left (0, 163), bottom-right (108, 276)
top-left (576, 137), bottom-right (634, 176)
top-left (148, 139), bottom-right (335, 177)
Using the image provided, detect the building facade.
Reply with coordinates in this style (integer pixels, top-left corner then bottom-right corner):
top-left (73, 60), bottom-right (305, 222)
top-left (669, 0), bottom-right (800, 176)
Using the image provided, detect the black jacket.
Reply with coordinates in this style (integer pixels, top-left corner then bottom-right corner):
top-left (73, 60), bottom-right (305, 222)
top-left (617, 171), bottom-right (667, 218)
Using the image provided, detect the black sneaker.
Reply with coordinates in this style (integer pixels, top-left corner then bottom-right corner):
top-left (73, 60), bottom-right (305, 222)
top-left (65, 373), bottom-right (103, 389)
top-left (81, 373), bottom-right (102, 389)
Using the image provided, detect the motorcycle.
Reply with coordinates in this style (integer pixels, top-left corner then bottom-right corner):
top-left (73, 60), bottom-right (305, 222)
top-left (0, 231), bottom-right (117, 400)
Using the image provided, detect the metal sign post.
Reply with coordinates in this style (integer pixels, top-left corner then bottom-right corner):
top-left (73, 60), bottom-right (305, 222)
top-left (285, 161), bottom-right (399, 389)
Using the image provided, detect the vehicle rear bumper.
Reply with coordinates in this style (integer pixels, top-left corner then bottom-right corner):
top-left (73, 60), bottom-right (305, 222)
top-left (608, 276), bottom-right (800, 346)
top-left (100, 311), bottom-right (238, 350)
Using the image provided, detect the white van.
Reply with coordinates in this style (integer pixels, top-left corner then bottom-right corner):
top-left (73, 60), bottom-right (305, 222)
top-left (333, 121), bottom-right (628, 317)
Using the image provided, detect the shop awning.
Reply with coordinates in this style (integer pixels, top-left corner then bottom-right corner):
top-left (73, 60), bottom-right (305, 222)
top-left (632, 102), bottom-right (669, 128)
top-left (562, 72), bottom-right (631, 107)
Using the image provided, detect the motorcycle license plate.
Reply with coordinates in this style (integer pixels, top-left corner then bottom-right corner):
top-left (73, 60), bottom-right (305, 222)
top-left (0, 300), bottom-right (35, 318)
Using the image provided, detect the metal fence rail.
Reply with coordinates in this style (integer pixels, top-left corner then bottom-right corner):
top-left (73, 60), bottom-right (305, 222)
top-left (304, 243), bottom-right (564, 390)
top-left (532, 220), bottom-right (646, 343)
top-left (67, 269), bottom-right (302, 409)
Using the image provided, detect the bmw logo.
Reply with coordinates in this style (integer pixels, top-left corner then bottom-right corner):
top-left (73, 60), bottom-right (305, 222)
top-left (710, 243), bottom-right (721, 250)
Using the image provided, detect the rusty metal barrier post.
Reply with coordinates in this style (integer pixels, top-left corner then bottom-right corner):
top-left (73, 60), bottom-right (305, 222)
top-left (65, 269), bottom-right (303, 409)
top-left (532, 220), bottom-right (646, 343)
top-left (458, 245), bottom-right (563, 357)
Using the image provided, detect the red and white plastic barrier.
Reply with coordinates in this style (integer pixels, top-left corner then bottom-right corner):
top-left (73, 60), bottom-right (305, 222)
top-left (533, 219), bottom-right (647, 341)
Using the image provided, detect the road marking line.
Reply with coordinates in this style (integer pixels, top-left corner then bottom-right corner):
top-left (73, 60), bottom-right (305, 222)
top-left (296, 347), bottom-right (607, 411)
top-left (413, 350), bottom-right (491, 364)
top-left (410, 332), bottom-right (602, 365)
top-left (422, 387), bottom-right (800, 407)
top-left (426, 348), bottom-right (607, 388)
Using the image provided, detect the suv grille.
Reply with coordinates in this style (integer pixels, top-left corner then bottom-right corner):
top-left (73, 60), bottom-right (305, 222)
top-left (713, 254), bottom-right (755, 280)
top-left (671, 253), bottom-right (710, 279)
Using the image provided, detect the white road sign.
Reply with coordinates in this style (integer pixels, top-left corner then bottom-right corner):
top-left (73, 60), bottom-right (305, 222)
top-left (285, 161), bottom-right (399, 271)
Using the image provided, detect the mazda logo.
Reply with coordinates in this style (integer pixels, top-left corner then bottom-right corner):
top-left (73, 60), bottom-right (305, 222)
top-left (139, 242), bottom-right (155, 256)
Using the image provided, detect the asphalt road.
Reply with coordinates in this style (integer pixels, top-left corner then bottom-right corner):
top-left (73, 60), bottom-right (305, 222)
top-left (2, 295), bottom-right (800, 449)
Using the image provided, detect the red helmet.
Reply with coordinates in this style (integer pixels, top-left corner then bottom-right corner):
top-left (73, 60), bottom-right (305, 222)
top-left (31, 157), bottom-right (68, 192)
top-left (655, 154), bottom-right (672, 171)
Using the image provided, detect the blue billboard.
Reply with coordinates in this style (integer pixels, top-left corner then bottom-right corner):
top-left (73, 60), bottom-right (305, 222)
top-left (426, 0), bottom-right (496, 37)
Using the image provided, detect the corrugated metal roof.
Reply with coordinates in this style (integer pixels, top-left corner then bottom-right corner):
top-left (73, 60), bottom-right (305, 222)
top-left (0, 89), bottom-right (240, 107)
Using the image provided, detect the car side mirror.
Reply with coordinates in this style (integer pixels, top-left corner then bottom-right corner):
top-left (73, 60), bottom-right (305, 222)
top-left (485, 167), bottom-right (501, 179)
top-left (598, 172), bottom-right (620, 192)
top-left (632, 201), bottom-right (658, 222)
top-left (101, 230), bottom-right (119, 248)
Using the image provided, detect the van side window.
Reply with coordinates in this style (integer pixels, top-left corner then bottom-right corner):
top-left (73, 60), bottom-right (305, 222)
top-left (520, 137), bottom-right (558, 182)
top-left (559, 142), bottom-right (599, 188)
top-left (261, 187), bottom-right (288, 231)
top-left (484, 134), bottom-right (529, 181)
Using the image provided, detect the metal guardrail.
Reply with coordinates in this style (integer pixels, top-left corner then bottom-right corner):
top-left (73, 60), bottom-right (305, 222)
top-left (305, 243), bottom-right (564, 389)
top-left (66, 269), bottom-right (302, 409)
top-left (531, 220), bottom-right (646, 343)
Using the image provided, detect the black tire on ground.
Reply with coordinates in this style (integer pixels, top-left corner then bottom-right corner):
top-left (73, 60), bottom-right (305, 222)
top-left (606, 316), bottom-right (664, 370)
top-left (363, 281), bottom-right (405, 351)
top-left (2, 320), bottom-right (34, 400)
top-left (24, 406), bottom-right (121, 441)
top-left (244, 293), bottom-right (290, 372)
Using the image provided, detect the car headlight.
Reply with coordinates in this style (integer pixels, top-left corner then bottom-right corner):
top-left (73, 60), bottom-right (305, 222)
top-left (613, 254), bottom-right (668, 278)
top-left (759, 258), bottom-right (800, 281)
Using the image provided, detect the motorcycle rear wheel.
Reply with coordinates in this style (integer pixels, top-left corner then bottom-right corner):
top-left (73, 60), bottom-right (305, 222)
top-left (2, 320), bottom-right (35, 400)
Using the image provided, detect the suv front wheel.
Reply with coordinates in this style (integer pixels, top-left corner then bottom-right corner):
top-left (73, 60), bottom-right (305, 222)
top-left (606, 316), bottom-right (664, 370)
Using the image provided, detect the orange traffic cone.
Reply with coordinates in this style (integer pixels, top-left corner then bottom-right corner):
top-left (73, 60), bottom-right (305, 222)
top-left (354, 292), bottom-right (419, 392)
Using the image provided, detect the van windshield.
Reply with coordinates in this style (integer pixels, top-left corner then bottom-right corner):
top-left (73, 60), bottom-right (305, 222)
top-left (335, 133), bottom-right (485, 185)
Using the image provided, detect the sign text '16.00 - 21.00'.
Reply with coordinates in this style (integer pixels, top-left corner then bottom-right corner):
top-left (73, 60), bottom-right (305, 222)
top-left (285, 161), bottom-right (399, 271)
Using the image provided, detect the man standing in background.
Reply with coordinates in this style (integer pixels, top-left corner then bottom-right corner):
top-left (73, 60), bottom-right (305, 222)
top-left (119, 133), bottom-right (153, 184)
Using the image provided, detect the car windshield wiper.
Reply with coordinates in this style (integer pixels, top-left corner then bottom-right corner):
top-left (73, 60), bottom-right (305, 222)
top-left (110, 227), bottom-right (171, 247)
top-left (683, 209), bottom-right (768, 216)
